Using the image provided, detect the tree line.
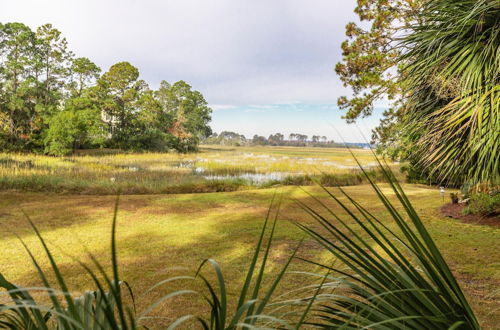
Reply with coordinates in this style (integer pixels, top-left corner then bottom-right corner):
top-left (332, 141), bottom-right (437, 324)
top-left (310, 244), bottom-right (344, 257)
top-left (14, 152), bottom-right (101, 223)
top-left (0, 22), bottom-right (212, 155)
top-left (203, 131), bottom-right (368, 148)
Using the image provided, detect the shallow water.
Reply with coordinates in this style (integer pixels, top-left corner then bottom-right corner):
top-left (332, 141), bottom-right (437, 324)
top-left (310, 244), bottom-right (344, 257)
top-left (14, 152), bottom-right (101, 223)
top-left (203, 172), bottom-right (289, 185)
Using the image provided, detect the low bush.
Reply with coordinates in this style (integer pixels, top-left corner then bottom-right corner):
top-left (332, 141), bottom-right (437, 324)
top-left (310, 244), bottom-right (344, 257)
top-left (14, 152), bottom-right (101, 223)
top-left (462, 192), bottom-right (500, 216)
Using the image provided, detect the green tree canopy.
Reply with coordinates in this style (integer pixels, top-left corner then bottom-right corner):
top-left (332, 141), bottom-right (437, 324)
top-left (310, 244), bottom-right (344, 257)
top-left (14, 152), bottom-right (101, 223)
top-left (1, 23), bottom-right (213, 155)
top-left (157, 80), bottom-right (212, 152)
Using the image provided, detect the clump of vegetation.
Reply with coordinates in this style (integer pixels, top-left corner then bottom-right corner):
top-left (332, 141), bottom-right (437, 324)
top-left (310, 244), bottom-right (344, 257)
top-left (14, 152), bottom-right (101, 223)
top-left (462, 193), bottom-right (500, 217)
top-left (281, 169), bottom-right (387, 187)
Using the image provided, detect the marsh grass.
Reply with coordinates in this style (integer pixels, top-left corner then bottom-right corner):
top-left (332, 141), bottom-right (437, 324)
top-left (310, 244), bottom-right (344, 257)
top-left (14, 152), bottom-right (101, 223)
top-left (0, 146), bottom-right (399, 194)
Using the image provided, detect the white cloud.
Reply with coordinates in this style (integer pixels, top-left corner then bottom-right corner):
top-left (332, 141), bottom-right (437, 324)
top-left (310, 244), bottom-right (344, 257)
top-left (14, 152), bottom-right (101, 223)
top-left (210, 104), bottom-right (238, 111)
top-left (1, 0), bottom-right (358, 106)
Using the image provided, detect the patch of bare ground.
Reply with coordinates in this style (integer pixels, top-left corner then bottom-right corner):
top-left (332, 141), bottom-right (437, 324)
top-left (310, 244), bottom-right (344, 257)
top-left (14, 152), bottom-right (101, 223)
top-left (441, 203), bottom-right (500, 227)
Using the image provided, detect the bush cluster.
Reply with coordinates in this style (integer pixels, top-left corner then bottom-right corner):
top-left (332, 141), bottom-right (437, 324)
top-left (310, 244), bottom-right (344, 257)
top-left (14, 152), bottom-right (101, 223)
top-left (462, 193), bottom-right (500, 216)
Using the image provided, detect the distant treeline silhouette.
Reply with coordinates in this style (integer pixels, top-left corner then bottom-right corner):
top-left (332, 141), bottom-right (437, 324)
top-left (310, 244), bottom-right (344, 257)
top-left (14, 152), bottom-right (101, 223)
top-left (203, 131), bottom-right (371, 148)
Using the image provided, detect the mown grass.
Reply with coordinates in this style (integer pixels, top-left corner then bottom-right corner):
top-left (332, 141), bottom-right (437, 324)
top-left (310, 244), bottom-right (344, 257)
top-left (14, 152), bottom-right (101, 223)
top-left (0, 184), bottom-right (498, 328)
top-left (0, 146), bottom-right (399, 194)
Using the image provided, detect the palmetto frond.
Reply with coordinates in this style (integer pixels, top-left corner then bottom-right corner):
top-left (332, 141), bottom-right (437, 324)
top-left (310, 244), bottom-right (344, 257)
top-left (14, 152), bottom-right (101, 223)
top-left (401, 0), bottom-right (500, 185)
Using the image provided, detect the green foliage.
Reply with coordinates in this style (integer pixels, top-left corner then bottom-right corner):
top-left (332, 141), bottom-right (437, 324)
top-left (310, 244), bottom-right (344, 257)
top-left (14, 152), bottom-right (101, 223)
top-left (44, 110), bottom-right (84, 156)
top-left (460, 182), bottom-right (473, 199)
top-left (399, 162), bottom-right (436, 185)
top-left (400, 0), bottom-right (500, 185)
top-left (339, 0), bottom-right (500, 187)
top-left (44, 97), bottom-right (106, 155)
top-left (335, 0), bottom-right (420, 122)
top-left (335, 0), bottom-right (421, 155)
top-left (0, 22), bottom-right (43, 150)
top-left (69, 57), bottom-right (101, 97)
top-left (296, 159), bottom-right (479, 329)
top-left (0, 23), bottom-right (212, 154)
top-left (462, 193), bottom-right (500, 217)
top-left (158, 80), bottom-right (212, 152)
top-left (96, 61), bottom-right (146, 148)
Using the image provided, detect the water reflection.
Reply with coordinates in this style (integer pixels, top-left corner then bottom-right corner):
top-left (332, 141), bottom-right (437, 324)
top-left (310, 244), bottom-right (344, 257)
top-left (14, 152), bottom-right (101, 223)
top-left (203, 172), bottom-right (288, 185)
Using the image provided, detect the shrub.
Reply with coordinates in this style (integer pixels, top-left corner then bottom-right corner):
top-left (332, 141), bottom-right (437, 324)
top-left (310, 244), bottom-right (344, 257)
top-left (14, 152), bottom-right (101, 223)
top-left (462, 193), bottom-right (500, 216)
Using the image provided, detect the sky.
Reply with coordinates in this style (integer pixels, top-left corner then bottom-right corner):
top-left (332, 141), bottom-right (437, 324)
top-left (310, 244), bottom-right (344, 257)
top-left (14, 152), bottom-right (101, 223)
top-left (1, 0), bottom-right (385, 142)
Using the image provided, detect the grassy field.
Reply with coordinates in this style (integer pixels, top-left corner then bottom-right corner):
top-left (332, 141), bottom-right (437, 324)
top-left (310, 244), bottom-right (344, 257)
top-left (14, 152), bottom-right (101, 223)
top-left (0, 145), bottom-right (399, 194)
top-left (0, 184), bottom-right (498, 328)
top-left (0, 146), bottom-right (498, 328)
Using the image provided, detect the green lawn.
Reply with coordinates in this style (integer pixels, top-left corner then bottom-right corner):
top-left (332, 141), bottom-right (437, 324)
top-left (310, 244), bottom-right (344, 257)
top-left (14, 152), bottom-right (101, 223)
top-left (1, 184), bottom-right (498, 328)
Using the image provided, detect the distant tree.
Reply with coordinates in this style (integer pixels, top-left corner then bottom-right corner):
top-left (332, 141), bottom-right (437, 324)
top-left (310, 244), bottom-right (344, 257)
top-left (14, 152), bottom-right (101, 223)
top-left (96, 61), bottom-right (145, 147)
top-left (268, 132), bottom-right (284, 145)
top-left (297, 134), bottom-right (308, 142)
top-left (252, 135), bottom-right (268, 146)
top-left (44, 96), bottom-right (106, 155)
top-left (69, 57), bottom-right (100, 97)
top-left (157, 80), bottom-right (212, 152)
top-left (218, 131), bottom-right (246, 145)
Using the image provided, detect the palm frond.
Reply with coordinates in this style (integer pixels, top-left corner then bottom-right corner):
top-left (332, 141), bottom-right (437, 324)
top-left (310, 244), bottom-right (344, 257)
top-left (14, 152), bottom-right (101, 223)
top-left (298, 161), bottom-right (480, 329)
top-left (400, 0), bottom-right (500, 185)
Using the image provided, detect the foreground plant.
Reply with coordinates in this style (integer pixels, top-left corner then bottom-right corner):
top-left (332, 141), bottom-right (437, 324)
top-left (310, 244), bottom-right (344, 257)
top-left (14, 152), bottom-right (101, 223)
top-left (296, 158), bottom-right (480, 329)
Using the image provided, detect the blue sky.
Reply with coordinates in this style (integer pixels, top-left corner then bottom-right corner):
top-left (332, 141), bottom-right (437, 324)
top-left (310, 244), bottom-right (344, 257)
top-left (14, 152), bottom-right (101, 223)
top-left (2, 0), bottom-right (385, 142)
top-left (212, 103), bottom-right (384, 142)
